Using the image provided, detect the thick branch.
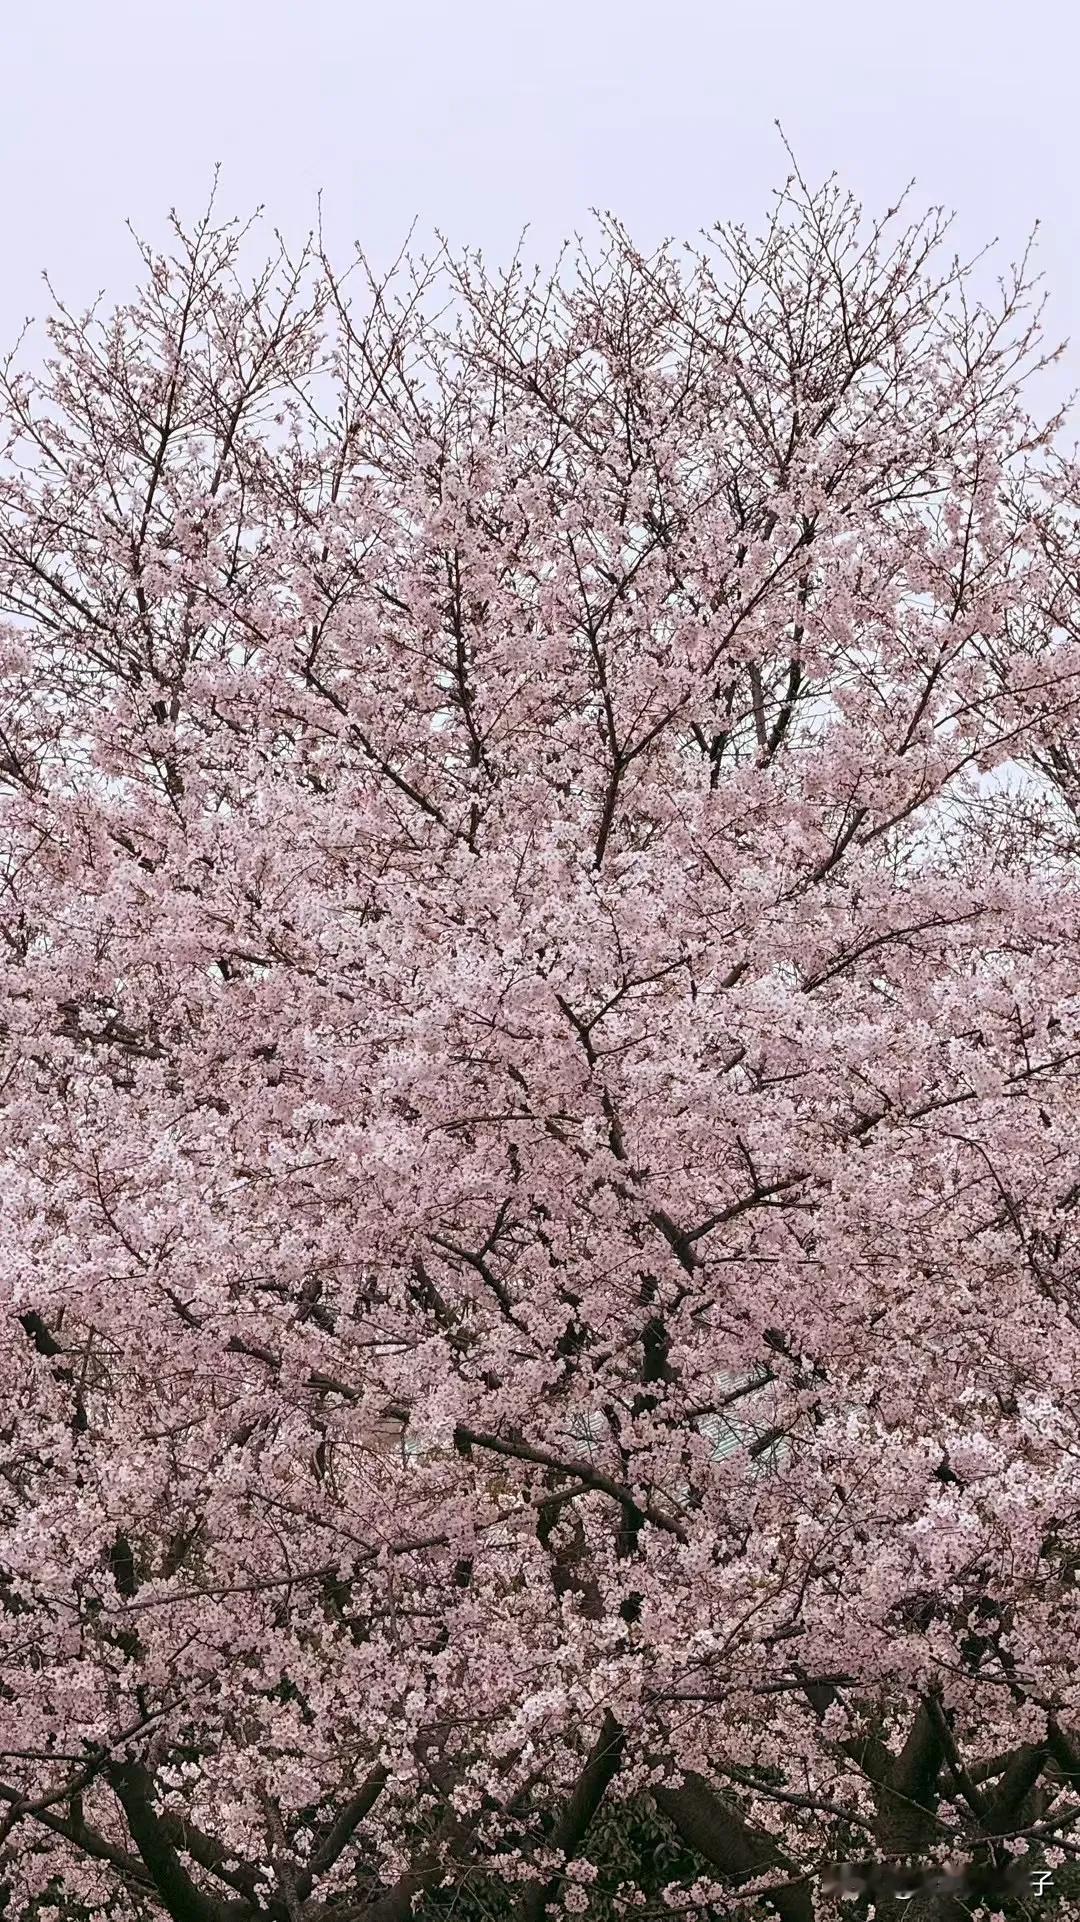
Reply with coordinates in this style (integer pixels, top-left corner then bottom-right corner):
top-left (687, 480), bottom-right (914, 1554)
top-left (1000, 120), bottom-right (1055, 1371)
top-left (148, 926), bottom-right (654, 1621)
top-left (517, 1712), bottom-right (625, 1922)
top-left (0, 1779), bottom-right (151, 1890)
top-left (109, 1761), bottom-right (228, 1922)
top-left (654, 1771), bottom-right (813, 1922)
top-left (455, 1424), bottom-right (687, 1540)
top-left (295, 1767), bottom-right (389, 1900)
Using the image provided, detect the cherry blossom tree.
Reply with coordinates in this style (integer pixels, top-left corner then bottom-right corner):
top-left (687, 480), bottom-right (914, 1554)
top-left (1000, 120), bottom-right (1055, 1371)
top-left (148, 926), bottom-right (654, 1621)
top-left (4, 166), bottom-right (1080, 1922)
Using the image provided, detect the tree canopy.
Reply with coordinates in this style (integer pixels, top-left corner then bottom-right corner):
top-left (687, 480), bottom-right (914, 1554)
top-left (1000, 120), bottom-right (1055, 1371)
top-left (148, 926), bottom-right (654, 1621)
top-left (3, 171), bottom-right (1080, 1922)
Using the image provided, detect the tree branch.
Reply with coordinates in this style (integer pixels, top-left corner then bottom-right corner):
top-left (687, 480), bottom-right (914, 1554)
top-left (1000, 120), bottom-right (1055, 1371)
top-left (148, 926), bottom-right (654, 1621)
top-left (108, 1761), bottom-right (230, 1922)
top-left (516, 1712), bottom-right (625, 1922)
top-left (654, 1771), bottom-right (813, 1922)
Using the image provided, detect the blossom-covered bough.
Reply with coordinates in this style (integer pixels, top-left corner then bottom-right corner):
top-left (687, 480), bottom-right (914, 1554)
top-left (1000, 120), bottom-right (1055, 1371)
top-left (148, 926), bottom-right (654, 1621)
top-left (3, 165), bottom-right (1080, 1922)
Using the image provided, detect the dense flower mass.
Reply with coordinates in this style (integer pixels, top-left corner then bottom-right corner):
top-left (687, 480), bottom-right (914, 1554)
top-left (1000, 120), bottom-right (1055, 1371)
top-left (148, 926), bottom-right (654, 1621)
top-left (3, 173), bottom-right (1080, 1922)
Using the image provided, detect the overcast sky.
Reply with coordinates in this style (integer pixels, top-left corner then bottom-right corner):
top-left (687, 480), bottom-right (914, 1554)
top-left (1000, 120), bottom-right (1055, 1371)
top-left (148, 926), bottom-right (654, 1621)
top-left (3, 0), bottom-right (1077, 415)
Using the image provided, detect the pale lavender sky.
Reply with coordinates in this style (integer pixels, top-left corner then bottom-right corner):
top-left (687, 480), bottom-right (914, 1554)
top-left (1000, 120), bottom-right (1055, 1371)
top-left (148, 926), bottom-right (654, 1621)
top-left (3, 0), bottom-right (1078, 406)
